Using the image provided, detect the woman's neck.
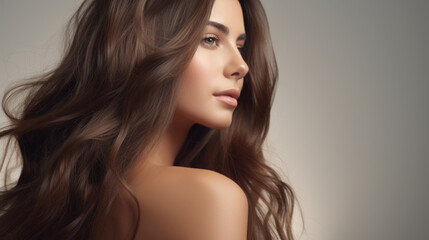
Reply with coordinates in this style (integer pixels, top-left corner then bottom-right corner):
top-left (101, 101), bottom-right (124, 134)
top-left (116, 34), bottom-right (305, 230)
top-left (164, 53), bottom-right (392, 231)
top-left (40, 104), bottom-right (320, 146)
top-left (143, 114), bottom-right (193, 167)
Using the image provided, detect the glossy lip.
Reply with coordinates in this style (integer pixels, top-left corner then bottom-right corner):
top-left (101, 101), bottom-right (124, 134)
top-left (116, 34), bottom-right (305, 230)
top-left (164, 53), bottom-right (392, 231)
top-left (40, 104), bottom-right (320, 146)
top-left (213, 88), bottom-right (240, 100)
top-left (213, 88), bottom-right (241, 108)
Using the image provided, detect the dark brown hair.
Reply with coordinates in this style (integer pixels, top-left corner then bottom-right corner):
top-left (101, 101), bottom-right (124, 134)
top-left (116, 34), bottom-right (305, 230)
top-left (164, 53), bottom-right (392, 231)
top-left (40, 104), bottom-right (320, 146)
top-left (0, 0), bottom-right (300, 239)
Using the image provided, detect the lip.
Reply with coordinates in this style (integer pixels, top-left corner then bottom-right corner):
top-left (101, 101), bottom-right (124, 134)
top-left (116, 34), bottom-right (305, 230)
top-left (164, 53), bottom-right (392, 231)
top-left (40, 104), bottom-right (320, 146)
top-left (213, 89), bottom-right (240, 100)
top-left (213, 88), bottom-right (240, 107)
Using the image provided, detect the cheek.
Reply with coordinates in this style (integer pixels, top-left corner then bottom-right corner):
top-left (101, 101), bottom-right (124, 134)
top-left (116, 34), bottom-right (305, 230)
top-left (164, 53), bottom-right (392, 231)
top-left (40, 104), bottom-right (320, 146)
top-left (181, 54), bottom-right (212, 98)
top-left (176, 50), bottom-right (218, 114)
top-left (181, 49), bottom-right (219, 91)
top-left (174, 49), bottom-right (233, 129)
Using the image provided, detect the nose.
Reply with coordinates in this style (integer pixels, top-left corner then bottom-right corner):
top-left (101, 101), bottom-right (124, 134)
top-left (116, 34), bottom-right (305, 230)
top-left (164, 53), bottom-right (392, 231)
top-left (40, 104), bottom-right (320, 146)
top-left (224, 48), bottom-right (249, 80)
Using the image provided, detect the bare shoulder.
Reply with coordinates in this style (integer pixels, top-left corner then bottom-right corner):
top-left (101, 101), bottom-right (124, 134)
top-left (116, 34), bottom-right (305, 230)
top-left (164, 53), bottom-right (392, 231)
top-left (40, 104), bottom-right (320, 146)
top-left (173, 166), bottom-right (247, 200)
top-left (165, 166), bottom-right (248, 209)
top-left (136, 166), bottom-right (249, 240)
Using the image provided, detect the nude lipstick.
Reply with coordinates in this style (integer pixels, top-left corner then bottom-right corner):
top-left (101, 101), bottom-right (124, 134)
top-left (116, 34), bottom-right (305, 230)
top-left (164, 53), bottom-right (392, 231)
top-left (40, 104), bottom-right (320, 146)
top-left (213, 89), bottom-right (240, 107)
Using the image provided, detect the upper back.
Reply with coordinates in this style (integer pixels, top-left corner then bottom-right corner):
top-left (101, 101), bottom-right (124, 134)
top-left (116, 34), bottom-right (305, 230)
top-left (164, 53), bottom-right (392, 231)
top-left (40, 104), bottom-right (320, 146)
top-left (93, 165), bottom-right (249, 240)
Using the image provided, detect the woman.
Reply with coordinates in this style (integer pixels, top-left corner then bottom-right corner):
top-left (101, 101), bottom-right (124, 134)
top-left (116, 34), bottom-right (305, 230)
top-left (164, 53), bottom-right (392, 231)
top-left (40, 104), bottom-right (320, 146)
top-left (0, 0), bottom-right (297, 239)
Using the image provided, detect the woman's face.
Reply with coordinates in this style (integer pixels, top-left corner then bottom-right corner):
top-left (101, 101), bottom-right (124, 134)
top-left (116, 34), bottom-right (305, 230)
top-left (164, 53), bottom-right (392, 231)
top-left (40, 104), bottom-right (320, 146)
top-left (175, 0), bottom-right (249, 129)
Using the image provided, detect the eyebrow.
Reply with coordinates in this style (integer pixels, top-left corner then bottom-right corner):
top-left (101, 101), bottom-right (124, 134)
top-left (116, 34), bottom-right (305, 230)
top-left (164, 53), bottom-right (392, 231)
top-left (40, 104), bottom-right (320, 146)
top-left (207, 21), bottom-right (247, 41)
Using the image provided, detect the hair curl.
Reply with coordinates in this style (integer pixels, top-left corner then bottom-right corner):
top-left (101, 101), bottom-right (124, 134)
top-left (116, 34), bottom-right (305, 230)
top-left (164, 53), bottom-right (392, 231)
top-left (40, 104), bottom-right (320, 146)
top-left (0, 0), bottom-right (300, 239)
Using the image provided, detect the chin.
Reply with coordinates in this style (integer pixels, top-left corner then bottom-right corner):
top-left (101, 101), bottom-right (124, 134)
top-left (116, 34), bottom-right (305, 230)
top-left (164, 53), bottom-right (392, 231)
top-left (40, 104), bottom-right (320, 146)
top-left (198, 114), bottom-right (233, 130)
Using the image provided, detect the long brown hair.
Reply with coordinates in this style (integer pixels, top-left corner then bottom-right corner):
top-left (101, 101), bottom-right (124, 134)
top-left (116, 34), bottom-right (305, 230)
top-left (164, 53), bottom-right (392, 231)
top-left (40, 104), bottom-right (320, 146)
top-left (0, 0), bottom-right (299, 239)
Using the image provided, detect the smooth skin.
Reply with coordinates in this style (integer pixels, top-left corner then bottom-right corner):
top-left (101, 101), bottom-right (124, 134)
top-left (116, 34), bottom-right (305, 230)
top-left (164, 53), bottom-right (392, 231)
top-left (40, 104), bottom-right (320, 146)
top-left (93, 0), bottom-right (250, 239)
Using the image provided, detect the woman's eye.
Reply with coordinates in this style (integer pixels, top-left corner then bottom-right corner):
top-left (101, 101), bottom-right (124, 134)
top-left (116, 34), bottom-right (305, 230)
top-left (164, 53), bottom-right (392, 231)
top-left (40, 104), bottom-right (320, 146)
top-left (202, 36), bottom-right (246, 56)
top-left (202, 35), bottom-right (219, 47)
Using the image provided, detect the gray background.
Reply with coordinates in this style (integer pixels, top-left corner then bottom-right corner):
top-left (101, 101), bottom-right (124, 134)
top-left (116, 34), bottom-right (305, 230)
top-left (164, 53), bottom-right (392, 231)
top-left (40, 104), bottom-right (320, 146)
top-left (1, 0), bottom-right (428, 239)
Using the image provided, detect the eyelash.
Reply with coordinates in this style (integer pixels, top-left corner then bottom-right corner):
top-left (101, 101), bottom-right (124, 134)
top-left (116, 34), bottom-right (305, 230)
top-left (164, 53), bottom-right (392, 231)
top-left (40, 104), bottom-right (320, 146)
top-left (202, 34), bottom-right (244, 53)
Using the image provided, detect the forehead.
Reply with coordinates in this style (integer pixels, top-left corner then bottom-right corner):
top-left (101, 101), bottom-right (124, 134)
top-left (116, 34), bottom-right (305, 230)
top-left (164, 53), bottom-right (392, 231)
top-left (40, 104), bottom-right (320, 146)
top-left (208, 0), bottom-right (246, 34)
